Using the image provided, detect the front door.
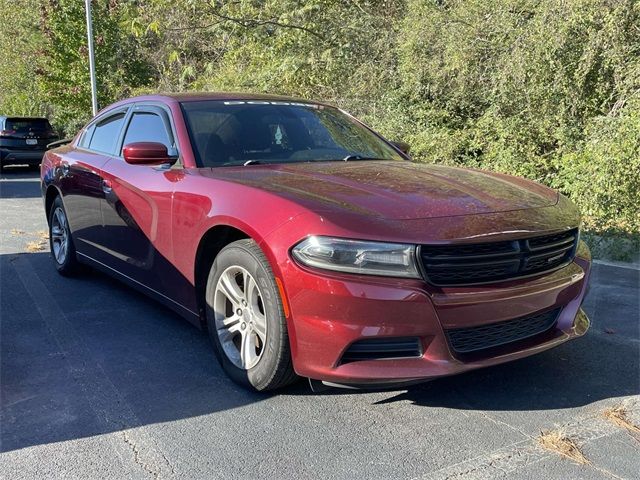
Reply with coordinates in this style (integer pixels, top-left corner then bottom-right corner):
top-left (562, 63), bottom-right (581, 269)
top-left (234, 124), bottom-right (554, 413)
top-left (98, 105), bottom-right (191, 309)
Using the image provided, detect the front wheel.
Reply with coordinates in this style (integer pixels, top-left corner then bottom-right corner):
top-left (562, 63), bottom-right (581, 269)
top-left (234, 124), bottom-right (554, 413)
top-left (205, 239), bottom-right (297, 391)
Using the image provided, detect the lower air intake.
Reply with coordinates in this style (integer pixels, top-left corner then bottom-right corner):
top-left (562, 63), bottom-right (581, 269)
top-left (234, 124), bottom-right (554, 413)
top-left (445, 308), bottom-right (561, 355)
top-left (340, 337), bottom-right (422, 364)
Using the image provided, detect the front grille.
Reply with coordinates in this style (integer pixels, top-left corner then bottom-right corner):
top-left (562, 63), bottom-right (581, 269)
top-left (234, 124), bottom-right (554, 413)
top-left (340, 337), bottom-right (422, 364)
top-left (420, 229), bottom-right (578, 286)
top-left (445, 308), bottom-right (561, 354)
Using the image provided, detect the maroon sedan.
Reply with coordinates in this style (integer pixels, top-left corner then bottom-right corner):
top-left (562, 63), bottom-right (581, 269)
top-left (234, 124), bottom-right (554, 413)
top-left (40, 93), bottom-right (591, 391)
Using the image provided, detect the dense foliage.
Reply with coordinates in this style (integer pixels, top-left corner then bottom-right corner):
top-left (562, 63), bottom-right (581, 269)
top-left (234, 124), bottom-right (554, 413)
top-left (1, 0), bottom-right (638, 237)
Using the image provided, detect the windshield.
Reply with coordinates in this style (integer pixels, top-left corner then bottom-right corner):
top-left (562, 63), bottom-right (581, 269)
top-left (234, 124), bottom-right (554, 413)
top-left (180, 100), bottom-right (404, 167)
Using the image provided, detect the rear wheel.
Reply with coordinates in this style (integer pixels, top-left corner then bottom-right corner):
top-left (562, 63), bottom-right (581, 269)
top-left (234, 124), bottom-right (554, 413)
top-left (205, 239), bottom-right (297, 391)
top-left (49, 196), bottom-right (80, 275)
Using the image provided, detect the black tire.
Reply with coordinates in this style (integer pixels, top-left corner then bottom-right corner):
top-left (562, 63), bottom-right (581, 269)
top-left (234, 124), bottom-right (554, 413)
top-left (205, 239), bottom-right (297, 391)
top-left (48, 196), bottom-right (80, 276)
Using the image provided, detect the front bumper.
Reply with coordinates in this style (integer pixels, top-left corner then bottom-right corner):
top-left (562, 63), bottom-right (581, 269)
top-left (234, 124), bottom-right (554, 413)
top-left (278, 241), bottom-right (591, 385)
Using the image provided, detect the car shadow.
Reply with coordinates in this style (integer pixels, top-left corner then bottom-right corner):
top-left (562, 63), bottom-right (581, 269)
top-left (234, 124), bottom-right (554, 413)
top-left (1, 252), bottom-right (272, 453)
top-left (0, 168), bottom-right (41, 199)
top-left (1, 253), bottom-right (638, 453)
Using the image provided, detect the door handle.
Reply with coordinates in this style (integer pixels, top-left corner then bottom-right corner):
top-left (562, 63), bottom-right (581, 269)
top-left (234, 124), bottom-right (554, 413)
top-left (102, 179), bottom-right (113, 194)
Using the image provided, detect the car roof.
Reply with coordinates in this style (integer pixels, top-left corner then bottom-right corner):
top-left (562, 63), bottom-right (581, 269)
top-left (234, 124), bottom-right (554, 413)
top-left (107, 92), bottom-right (331, 109)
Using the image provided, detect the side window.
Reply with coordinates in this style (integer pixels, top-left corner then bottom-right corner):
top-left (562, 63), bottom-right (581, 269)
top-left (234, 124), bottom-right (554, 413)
top-left (88, 113), bottom-right (126, 154)
top-left (121, 112), bottom-right (172, 151)
top-left (78, 125), bottom-right (95, 148)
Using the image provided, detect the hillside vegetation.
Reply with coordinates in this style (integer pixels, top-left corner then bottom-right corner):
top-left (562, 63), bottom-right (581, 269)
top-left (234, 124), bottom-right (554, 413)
top-left (1, 0), bottom-right (638, 239)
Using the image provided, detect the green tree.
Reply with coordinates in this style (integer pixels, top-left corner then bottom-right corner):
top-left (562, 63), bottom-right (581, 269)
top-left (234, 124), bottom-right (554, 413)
top-left (0, 0), bottom-right (46, 116)
top-left (132, 1), bottom-right (403, 105)
top-left (37, 0), bottom-right (152, 132)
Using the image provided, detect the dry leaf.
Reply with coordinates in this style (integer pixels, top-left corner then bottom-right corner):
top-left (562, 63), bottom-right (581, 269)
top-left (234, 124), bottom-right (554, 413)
top-left (25, 240), bottom-right (47, 253)
top-left (603, 406), bottom-right (640, 437)
top-left (538, 429), bottom-right (589, 464)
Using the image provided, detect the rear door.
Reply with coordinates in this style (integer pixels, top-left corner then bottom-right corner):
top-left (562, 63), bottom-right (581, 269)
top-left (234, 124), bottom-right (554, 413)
top-left (61, 109), bottom-right (128, 260)
top-left (98, 104), bottom-right (189, 305)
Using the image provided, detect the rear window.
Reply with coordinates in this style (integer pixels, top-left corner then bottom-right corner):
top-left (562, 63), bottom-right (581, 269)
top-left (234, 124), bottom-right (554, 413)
top-left (5, 118), bottom-right (52, 132)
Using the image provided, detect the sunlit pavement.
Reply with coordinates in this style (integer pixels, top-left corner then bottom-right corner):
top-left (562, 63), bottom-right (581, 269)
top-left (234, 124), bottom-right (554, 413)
top-left (1, 167), bottom-right (639, 480)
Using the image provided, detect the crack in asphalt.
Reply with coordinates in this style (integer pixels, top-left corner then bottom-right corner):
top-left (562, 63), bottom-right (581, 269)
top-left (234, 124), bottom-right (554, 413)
top-left (121, 429), bottom-right (175, 479)
top-left (11, 254), bottom-right (176, 478)
top-left (122, 430), bottom-right (158, 479)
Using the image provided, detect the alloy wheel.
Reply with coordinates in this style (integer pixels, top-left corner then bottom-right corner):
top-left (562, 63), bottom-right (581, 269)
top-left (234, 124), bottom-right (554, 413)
top-left (213, 265), bottom-right (268, 370)
top-left (51, 206), bottom-right (69, 265)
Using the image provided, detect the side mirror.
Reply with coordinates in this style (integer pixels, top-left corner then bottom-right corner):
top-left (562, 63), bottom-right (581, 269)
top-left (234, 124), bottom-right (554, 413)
top-left (122, 142), bottom-right (174, 165)
top-left (391, 140), bottom-right (411, 156)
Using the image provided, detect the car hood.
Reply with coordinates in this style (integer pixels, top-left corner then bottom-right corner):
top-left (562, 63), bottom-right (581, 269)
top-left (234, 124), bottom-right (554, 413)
top-left (204, 161), bottom-right (559, 220)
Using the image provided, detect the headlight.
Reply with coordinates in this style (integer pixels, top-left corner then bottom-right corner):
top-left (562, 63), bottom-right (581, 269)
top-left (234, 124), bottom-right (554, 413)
top-left (291, 236), bottom-right (421, 278)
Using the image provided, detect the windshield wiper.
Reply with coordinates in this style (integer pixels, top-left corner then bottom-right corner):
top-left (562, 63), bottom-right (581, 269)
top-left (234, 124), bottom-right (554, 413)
top-left (218, 159), bottom-right (265, 167)
top-left (342, 155), bottom-right (384, 161)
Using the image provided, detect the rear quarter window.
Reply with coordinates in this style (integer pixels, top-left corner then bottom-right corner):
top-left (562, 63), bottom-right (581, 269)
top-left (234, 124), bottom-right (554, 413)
top-left (88, 113), bottom-right (126, 154)
top-left (78, 125), bottom-right (95, 148)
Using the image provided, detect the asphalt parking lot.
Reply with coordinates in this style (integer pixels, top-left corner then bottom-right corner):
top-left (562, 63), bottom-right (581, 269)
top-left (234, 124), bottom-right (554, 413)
top-left (1, 167), bottom-right (639, 480)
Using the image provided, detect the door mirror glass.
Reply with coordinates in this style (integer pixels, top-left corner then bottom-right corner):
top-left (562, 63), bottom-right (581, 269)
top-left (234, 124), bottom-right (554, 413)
top-left (122, 142), bottom-right (174, 165)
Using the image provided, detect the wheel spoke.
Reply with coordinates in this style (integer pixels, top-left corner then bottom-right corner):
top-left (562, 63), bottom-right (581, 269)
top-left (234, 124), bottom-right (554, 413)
top-left (55, 209), bottom-right (64, 229)
top-left (51, 226), bottom-right (63, 239)
top-left (219, 271), bottom-right (244, 306)
top-left (242, 269), bottom-right (250, 295)
top-left (239, 330), bottom-right (257, 368)
top-left (217, 330), bottom-right (233, 344)
top-left (59, 210), bottom-right (67, 229)
top-left (246, 275), bottom-right (258, 308)
top-left (253, 317), bottom-right (267, 343)
top-left (218, 316), bottom-right (243, 340)
top-left (59, 241), bottom-right (67, 261)
top-left (221, 313), bottom-right (241, 328)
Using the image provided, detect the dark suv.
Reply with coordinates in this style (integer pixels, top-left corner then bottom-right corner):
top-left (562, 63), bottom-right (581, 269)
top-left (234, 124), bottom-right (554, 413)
top-left (0, 116), bottom-right (58, 171)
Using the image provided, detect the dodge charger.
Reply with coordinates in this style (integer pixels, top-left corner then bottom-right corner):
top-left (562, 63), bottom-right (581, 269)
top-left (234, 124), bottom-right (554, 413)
top-left (40, 93), bottom-right (591, 391)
